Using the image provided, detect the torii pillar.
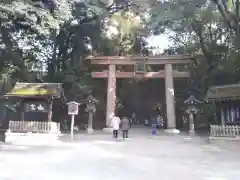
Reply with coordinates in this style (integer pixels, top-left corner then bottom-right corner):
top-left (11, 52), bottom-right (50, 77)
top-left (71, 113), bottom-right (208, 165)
top-left (106, 64), bottom-right (116, 127)
top-left (164, 64), bottom-right (178, 133)
top-left (105, 63), bottom-right (177, 131)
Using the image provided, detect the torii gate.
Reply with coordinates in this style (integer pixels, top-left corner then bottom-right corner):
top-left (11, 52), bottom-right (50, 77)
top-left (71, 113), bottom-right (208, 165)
top-left (89, 55), bottom-right (192, 132)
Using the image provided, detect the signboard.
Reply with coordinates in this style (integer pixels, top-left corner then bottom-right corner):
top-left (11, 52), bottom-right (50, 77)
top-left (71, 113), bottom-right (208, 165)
top-left (135, 59), bottom-right (145, 73)
top-left (67, 101), bottom-right (80, 138)
top-left (67, 101), bottom-right (80, 115)
top-left (24, 101), bottom-right (48, 112)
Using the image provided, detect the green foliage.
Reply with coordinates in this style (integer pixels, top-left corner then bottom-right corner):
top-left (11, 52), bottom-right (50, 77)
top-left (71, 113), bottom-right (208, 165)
top-left (145, 0), bottom-right (240, 125)
top-left (148, 0), bottom-right (240, 98)
top-left (116, 98), bottom-right (124, 109)
top-left (0, 0), bottom-right (143, 100)
top-left (0, 0), bottom-right (72, 35)
top-left (4, 0), bottom-right (238, 126)
top-left (201, 102), bottom-right (218, 124)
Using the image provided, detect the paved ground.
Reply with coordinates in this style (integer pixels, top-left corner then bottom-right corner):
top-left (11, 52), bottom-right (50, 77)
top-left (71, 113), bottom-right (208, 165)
top-left (1, 127), bottom-right (240, 180)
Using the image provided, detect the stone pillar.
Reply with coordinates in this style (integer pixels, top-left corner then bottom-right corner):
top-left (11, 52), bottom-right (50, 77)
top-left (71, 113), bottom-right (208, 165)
top-left (164, 64), bottom-right (178, 133)
top-left (87, 112), bottom-right (94, 133)
top-left (106, 64), bottom-right (116, 127)
top-left (189, 112), bottom-right (195, 133)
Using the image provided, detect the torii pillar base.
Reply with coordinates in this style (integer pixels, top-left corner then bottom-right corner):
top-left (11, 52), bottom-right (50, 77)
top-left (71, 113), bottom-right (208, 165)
top-left (102, 127), bottom-right (113, 133)
top-left (164, 129), bottom-right (180, 134)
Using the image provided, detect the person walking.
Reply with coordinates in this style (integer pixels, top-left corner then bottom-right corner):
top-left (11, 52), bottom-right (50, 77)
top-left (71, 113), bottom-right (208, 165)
top-left (156, 115), bottom-right (161, 129)
top-left (111, 115), bottom-right (121, 139)
top-left (151, 116), bottom-right (157, 135)
top-left (121, 116), bottom-right (130, 139)
top-left (131, 112), bottom-right (136, 125)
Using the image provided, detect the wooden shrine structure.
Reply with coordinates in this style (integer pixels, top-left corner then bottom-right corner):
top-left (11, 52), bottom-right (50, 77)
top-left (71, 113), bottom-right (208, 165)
top-left (206, 84), bottom-right (240, 125)
top-left (89, 55), bottom-right (192, 131)
top-left (4, 82), bottom-right (64, 133)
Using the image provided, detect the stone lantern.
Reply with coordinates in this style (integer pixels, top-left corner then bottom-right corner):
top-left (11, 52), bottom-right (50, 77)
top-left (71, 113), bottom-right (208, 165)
top-left (184, 95), bottom-right (202, 134)
top-left (86, 94), bottom-right (98, 133)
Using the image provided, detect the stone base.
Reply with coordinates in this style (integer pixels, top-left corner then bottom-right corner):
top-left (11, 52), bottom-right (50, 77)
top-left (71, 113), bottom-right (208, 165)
top-left (164, 129), bottom-right (180, 134)
top-left (5, 132), bottom-right (61, 145)
top-left (209, 136), bottom-right (240, 141)
top-left (102, 127), bottom-right (113, 133)
top-left (87, 128), bottom-right (94, 134)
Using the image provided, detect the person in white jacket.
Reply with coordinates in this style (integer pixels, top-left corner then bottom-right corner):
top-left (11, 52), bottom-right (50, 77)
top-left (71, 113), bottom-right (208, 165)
top-left (111, 115), bottom-right (121, 139)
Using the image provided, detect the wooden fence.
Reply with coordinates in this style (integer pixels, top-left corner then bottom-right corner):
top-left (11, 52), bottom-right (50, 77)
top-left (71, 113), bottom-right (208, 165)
top-left (8, 121), bottom-right (60, 133)
top-left (210, 125), bottom-right (240, 137)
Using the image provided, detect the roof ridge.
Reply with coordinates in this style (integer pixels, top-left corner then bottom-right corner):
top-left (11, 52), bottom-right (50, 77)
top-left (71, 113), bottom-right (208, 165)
top-left (210, 83), bottom-right (240, 89)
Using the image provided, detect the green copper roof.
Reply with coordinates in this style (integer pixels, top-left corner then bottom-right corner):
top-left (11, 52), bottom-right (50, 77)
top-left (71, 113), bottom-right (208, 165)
top-left (5, 83), bottom-right (63, 97)
top-left (205, 84), bottom-right (240, 101)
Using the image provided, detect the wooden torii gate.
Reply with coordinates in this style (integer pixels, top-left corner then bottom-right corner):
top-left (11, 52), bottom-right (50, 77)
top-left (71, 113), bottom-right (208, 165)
top-left (89, 55), bottom-right (192, 132)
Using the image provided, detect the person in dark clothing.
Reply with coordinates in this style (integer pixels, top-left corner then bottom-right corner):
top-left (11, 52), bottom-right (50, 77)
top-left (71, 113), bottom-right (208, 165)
top-left (121, 116), bottom-right (130, 139)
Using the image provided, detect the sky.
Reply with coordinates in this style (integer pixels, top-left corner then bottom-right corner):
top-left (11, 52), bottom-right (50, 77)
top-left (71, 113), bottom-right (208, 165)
top-left (146, 34), bottom-right (172, 54)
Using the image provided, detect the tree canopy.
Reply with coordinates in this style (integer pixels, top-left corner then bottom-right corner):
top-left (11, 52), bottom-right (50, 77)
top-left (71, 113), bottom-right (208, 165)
top-left (149, 0), bottom-right (240, 96)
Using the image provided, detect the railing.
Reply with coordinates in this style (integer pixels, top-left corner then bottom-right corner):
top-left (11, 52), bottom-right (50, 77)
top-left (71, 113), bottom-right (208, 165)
top-left (8, 121), bottom-right (60, 134)
top-left (210, 125), bottom-right (240, 137)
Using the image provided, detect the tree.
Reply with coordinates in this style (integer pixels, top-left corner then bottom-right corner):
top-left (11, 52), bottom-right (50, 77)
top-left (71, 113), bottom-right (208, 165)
top-left (149, 0), bottom-right (239, 98)
top-left (0, 0), bottom-right (73, 92)
top-left (0, 0), bottom-right (133, 96)
top-left (0, 0), bottom-right (154, 127)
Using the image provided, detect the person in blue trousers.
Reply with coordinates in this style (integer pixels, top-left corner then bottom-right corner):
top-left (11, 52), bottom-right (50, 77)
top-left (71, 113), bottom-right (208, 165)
top-left (151, 116), bottom-right (157, 135)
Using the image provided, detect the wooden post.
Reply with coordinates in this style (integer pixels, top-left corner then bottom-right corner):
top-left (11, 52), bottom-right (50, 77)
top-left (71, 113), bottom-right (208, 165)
top-left (48, 99), bottom-right (53, 122)
top-left (20, 100), bottom-right (24, 121)
top-left (70, 114), bottom-right (74, 138)
top-left (164, 64), bottom-right (177, 131)
top-left (106, 64), bottom-right (116, 127)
